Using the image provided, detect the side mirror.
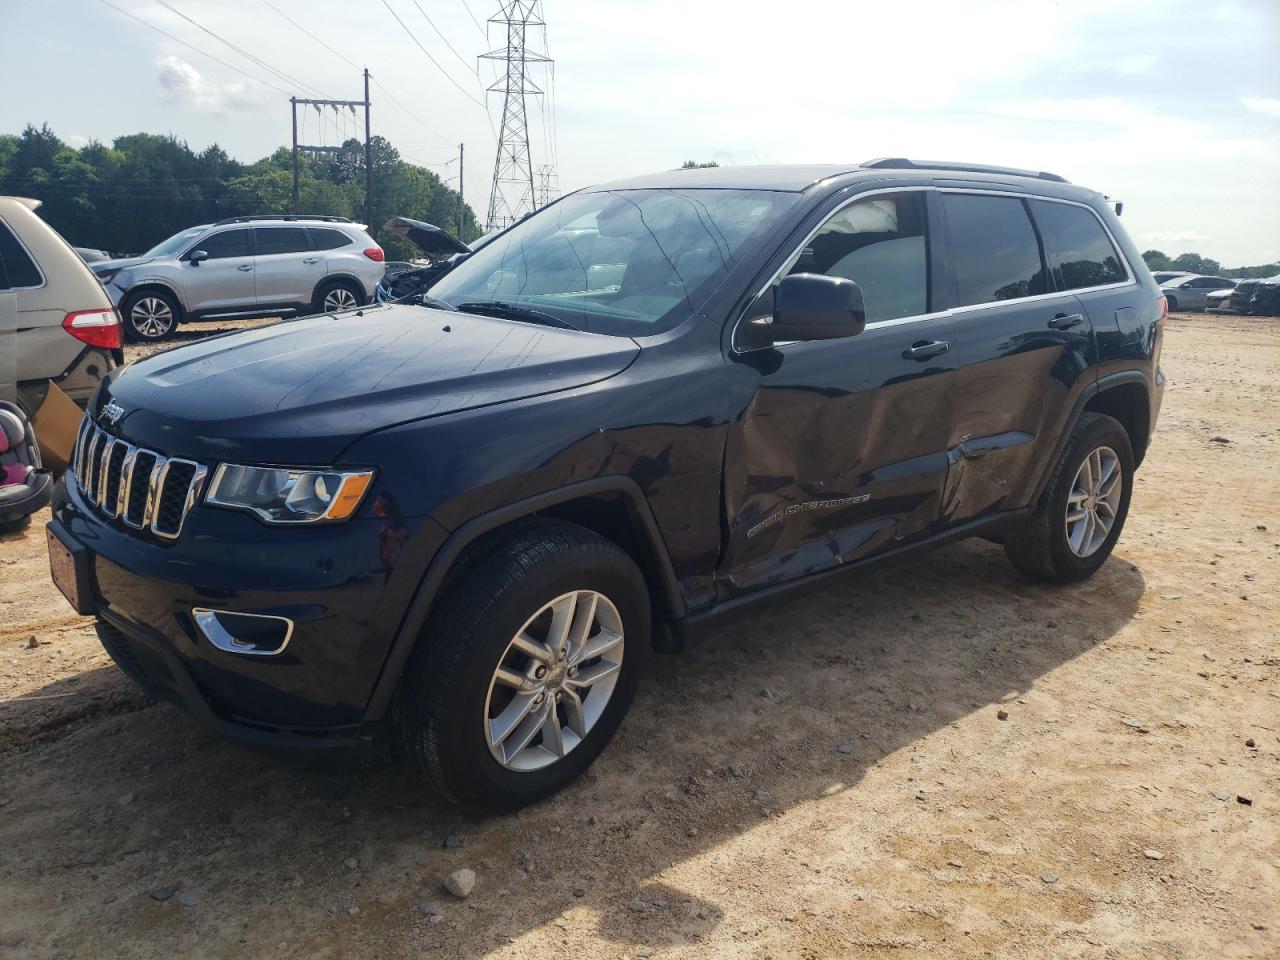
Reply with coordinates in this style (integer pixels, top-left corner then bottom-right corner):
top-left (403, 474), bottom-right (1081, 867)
top-left (187, 249), bottom-right (209, 265)
top-left (771, 273), bottom-right (866, 342)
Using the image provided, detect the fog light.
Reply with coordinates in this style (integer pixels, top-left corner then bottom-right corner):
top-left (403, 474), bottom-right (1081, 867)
top-left (193, 609), bottom-right (294, 656)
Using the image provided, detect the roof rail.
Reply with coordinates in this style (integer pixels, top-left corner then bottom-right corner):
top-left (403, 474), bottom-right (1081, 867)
top-left (211, 214), bottom-right (354, 226)
top-left (862, 158), bottom-right (1069, 184)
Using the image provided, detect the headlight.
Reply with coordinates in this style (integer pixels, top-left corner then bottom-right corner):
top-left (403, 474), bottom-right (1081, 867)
top-left (205, 464), bottom-right (375, 524)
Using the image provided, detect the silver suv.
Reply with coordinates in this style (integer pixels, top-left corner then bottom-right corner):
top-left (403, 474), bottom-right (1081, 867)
top-left (90, 215), bottom-right (387, 341)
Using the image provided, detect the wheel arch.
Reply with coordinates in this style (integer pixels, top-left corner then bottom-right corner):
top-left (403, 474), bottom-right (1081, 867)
top-left (1082, 378), bottom-right (1151, 467)
top-left (122, 282), bottom-right (187, 322)
top-left (1031, 372), bottom-right (1153, 504)
top-left (363, 476), bottom-right (684, 720)
top-left (313, 273), bottom-right (366, 306)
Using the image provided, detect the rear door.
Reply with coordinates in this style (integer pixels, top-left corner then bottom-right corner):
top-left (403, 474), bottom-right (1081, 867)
top-left (179, 227), bottom-right (254, 314)
top-left (253, 226), bottom-right (322, 308)
top-left (718, 189), bottom-right (961, 596)
top-left (934, 190), bottom-right (1096, 524)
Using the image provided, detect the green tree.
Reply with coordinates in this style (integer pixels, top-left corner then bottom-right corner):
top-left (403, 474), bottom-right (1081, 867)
top-left (679, 160), bottom-right (719, 169)
top-left (1141, 249), bottom-right (1172, 271)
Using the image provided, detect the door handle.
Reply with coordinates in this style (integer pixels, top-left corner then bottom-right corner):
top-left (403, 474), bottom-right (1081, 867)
top-left (236, 264), bottom-right (253, 272)
top-left (302, 257), bottom-right (320, 265)
top-left (1049, 312), bottom-right (1083, 330)
top-left (903, 339), bottom-right (950, 361)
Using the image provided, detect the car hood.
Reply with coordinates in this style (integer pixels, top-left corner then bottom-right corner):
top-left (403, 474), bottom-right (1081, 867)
top-left (382, 217), bottom-right (471, 259)
top-left (91, 256), bottom-right (153, 275)
top-left (94, 304), bottom-right (639, 464)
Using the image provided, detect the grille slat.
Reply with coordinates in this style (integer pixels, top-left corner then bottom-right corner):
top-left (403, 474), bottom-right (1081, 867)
top-left (71, 419), bottom-right (207, 541)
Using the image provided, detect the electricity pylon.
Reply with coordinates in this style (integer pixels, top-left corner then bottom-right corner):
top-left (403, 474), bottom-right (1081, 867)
top-left (482, 2), bottom-right (550, 231)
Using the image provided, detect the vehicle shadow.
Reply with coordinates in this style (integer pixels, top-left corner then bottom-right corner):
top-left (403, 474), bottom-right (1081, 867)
top-left (0, 538), bottom-right (1145, 958)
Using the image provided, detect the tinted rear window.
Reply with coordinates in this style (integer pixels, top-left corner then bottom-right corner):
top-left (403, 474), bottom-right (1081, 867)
top-left (0, 219), bottom-right (43, 288)
top-left (943, 194), bottom-right (1046, 306)
top-left (254, 227), bottom-right (309, 255)
top-left (308, 227), bottom-right (352, 250)
top-left (1028, 199), bottom-right (1126, 291)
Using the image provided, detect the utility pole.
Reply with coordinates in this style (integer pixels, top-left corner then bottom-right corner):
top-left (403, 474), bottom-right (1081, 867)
top-left (290, 97), bottom-right (299, 212)
top-left (363, 68), bottom-right (372, 226)
top-left (287, 74), bottom-right (372, 217)
top-left (457, 143), bottom-right (465, 238)
top-left (482, 1), bottom-right (551, 231)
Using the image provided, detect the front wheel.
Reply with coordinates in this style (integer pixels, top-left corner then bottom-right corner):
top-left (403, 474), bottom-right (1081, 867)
top-left (1004, 412), bottom-right (1134, 583)
top-left (396, 521), bottom-right (651, 808)
top-left (121, 290), bottom-right (179, 342)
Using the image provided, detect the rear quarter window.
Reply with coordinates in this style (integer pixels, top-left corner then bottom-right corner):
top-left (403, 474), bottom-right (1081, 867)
top-left (308, 227), bottom-right (353, 250)
top-left (1028, 199), bottom-right (1127, 291)
top-left (0, 219), bottom-right (43, 288)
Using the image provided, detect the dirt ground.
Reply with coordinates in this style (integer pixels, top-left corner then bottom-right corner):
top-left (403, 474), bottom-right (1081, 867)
top-left (0, 313), bottom-right (1275, 959)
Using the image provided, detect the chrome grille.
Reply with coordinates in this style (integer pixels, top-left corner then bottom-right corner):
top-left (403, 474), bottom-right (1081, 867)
top-left (71, 418), bottom-right (208, 540)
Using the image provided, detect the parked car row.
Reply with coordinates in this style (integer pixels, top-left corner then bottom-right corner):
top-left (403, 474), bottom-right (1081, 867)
top-left (1158, 273), bottom-right (1237, 312)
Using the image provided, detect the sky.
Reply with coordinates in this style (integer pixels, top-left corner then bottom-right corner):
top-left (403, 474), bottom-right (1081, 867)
top-left (1, 0), bottom-right (1278, 266)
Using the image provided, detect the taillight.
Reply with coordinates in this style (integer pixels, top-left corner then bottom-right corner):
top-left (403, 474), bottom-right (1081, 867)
top-left (363, 247), bottom-right (384, 262)
top-left (1157, 295), bottom-right (1168, 323)
top-left (63, 308), bottom-right (122, 349)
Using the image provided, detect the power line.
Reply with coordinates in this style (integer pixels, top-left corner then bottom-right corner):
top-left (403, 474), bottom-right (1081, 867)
top-left (458, 0), bottom-right (488, 39)
top-left (152, 0), bottom-right (331, 99)
top-left (409, 0), bottom-right (479, 77)
top-left (94, 0), bottom-right (291, 96)
top-left (379, 0), bottom-right (487, 108)
top-left (257, 0), bottom-right (360, 71)
top-left (367, 75), bottom-right (453, 145)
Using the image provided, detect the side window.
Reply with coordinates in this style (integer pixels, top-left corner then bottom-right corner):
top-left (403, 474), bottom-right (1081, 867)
top-left (1028, 199), bottom-right (1126, 291)
top-left (195, 229), bottom-right (250, 259)
top-left (308, 227), bottom-right (353, 251)
top-left (254, 227), bottom-right (310, 256)
top-left (0, 220), bottom-right (43, 288)
top-left (943, 194), bottom-right (1047, 305)
top-left (780, 192), bottom-right (930, 323)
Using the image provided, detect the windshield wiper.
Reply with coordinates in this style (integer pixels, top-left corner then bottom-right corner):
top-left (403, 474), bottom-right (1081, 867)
top-left (454, 300), bottom-right (580, 331)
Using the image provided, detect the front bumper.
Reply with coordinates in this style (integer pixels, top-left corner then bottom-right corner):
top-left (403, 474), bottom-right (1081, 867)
top-left (50, 470), bottom-right (435, 747)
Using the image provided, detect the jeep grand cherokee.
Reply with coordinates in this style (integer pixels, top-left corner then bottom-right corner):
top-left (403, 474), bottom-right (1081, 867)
top-left (48, 159), bottom-right (1164, 808)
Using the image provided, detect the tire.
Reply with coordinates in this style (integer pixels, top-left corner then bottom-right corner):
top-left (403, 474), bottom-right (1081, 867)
top-left (314, 279), bottom-right (363, 314)
top-left (396, 520), bottom-right (652, 809)
top-left (1004, 412), bottom-right (1134, 583)
top-left (120, 289), bottom-right (180, 342)
top-left (1165, 296), bottom-right (1178, 312)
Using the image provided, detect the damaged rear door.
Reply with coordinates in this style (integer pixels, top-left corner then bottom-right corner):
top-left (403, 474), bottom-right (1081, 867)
top-left (717, 188), bottom-right (960, 598)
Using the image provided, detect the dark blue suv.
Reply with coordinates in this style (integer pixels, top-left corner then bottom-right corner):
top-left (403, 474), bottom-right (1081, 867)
top-left (47, 159), bottom-right (1165, 808)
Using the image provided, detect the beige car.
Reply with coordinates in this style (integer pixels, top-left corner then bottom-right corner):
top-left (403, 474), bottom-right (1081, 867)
top-left (0, 197), bottom-right (121, 416)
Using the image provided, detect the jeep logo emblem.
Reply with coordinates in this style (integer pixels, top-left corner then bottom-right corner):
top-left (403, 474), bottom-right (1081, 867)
top-left (100, 401), bottom-right (126, 426)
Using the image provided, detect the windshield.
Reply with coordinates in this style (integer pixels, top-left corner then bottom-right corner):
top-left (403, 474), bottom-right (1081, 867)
top-left (144, 227), bottom-right (208, 258)
top-left (428, 188), bottom-right (797, 337)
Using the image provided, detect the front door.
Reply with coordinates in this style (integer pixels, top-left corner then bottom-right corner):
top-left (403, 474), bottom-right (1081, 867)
top-left (179, 227), bottom-right (255, 314)
top-left (253, 226), bottom-right (323, 308)
top-left (718, 189), bottom-right (958, 598)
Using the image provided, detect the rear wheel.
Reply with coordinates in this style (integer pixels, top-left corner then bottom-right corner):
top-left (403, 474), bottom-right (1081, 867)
top-left (396, 521), bottom-right (651, 808)
top-left (314, 279), bottom-right (363, 313)
top-left (1165, 296), bottom-right (1178, 312)
top-left (121, 290), bottom-right (179, 342)
top-left (1004, 412), bottom-right (1133, 583)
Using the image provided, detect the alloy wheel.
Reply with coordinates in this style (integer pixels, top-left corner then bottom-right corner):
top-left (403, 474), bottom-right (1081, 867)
top-left (483, 590), bottom-right (624, 772)
top-left (130, 297), bottom-right (174, 338)
top-left (323, 287), bottom-right (358, 311)
top-left (1065, 445), bottom-right (1122, 557)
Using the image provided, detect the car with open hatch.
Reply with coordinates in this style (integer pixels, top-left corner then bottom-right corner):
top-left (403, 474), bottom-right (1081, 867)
top-left (48, 159), bottom-right (1165, 808)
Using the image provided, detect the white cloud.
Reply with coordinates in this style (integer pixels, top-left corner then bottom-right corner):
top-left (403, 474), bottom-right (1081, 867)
top-left (1242, 96), bottom-right (1280, 118)
top-left (1145, 230), bottom-right (1211, 246)
top-left (155, 56), bottom-right (263, 114)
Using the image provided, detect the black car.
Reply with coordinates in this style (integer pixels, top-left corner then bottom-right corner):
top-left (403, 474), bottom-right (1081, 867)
top-left (48, 159), bottom-right (1165, 808)
top-left (1228, 275), bottom-right (1280, 316)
